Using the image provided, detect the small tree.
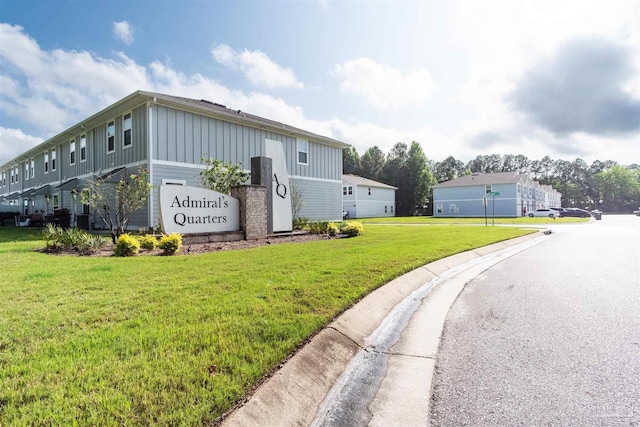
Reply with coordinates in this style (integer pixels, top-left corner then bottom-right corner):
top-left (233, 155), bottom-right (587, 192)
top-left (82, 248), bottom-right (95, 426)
top-left (290, 180), bottom-right (305, 228)
top-left (79, 167), bottom-right (153, 243)
top-left (198, 157), bottom-right (249, 195)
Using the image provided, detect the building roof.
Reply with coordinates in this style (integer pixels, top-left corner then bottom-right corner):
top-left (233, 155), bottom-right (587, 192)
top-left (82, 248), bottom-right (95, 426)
top-left (432, 171), bottom-right (528, 188)
top-left (2, 90), bottom-right (350, 169)
top-left (343, 174), bottom-right (397, 190)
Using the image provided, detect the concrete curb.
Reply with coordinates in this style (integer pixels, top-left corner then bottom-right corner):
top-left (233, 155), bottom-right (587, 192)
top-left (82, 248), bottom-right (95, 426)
top-left (220, 230), bottom-right (547, 427)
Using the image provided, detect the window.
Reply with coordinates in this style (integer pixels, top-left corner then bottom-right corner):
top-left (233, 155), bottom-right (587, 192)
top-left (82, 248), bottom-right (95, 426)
top-left (30, 159), bottom-right (34, 178)
top-left (107, 121), bottom-right (115, 152)
top-left (53, 194), bottom-right (60, 210)
top-left (297, 138), bottom-right (308, 165)
top-left (343, 186), bottom-right (347, 196)
top-left (51, 149), bottom-right (56, 171)
top-left (14, 166), bottom-right (18, 183)
top-left (450, 203), bottom-right (458, 213)
top-left (485, 185), bottom-right (492, 194)
top-left (44, 152), bottom-right (49, 173)
top-left (368, 187), bottom-right (371, 196)
top-left (70, 140), bottom-right (76, 165)
top-left (390, 205), bottom-right (394, 213)
top-left (1, 171), bottom-right (4, 187)
top-left (123, 113), bottom-right (132, 147)
top-left (436, 204), bottom-right (443, 214)
top-left (348, 186), bottom-right (353, 195)
top-left (10, 168), bottom-right (14, 184)
top-left (517, 184), bottom-right (521, 194)
top-left (24, 162), bottom-right (29, 180)
top-left (385, 206), bottom-right (388, 213)
top-left (80, 135), bottom-right (87, 162)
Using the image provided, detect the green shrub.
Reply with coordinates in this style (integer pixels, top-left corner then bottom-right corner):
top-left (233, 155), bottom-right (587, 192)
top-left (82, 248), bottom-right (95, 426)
top-left (308, 221), bottom-right (329, 234)
top-left (159, 233), bottom-right (182, 255)
top-left (327, 222), bottom-right (339, 236)
top-left (114, 233), bottom-right (140, 257)
top-left (293, 216), bottom-right (309, 230)
top-left (340, 221), bottom-right (364, 237)
top-left (138, 234), bottom-right (157, 250)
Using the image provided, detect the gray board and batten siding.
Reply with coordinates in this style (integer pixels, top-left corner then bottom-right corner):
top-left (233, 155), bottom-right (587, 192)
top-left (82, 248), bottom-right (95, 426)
top-left (1, 91), bottom-right (348, 228)
top-left (433, 183), bottom-right (519, 217)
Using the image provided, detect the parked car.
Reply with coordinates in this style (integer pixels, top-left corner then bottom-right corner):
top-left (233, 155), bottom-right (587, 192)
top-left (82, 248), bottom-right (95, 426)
top-left (634, 208), bottom-right (640, 216)
top-left (562, 208), bottom-right (592, 218)
top-left (549, 207), bottom-right (567, 217)
top-left (528, 208), bottom-right (559, 218)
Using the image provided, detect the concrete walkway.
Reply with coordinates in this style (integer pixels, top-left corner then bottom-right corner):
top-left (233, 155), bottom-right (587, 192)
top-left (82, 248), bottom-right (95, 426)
top-left (220, 230), bottom-right (552, 427)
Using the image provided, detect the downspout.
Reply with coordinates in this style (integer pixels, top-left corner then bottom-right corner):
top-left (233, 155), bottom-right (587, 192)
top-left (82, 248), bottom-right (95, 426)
top-left (147, 99), bottom-right (155, 229)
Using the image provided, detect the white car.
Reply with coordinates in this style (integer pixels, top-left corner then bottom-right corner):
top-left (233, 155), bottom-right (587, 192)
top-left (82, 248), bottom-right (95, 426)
top-left (528, 208), bottom-right (559, 218)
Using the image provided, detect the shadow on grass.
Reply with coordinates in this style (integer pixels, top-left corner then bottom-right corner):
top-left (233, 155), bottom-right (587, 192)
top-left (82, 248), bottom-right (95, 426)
top-left (0, 226), bottom-right (44, 243)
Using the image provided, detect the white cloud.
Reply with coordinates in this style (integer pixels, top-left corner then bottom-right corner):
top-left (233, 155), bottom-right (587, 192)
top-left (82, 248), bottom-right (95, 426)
top-left (113, 21), bottom-right (134, 45)
top-left (0, 127), bottom-right (42, 164)
top-left (331, 57), bottom-right (436, 110)
top-left (211, 43), bottom-right (303, 89)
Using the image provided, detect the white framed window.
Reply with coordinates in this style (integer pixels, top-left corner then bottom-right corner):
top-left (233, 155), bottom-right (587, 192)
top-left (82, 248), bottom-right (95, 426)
top-left (14, 166), bottom-right (18, 183)
top-left (436, 204), bottom-right (443, 214)
top-left (70, 140), bottom-right (76, 165)
top-left (10, 168), bottom-right (14, 184)
top-left (390, 205), bottom-right (394, 213)
top-left (450, 203), bottom-right (458, 213)
top-left (368, 187), bottom-right (371, 196)
top-left (123, 112), bottom-right (132, 148)
top-left (107, 120), bottom-right (115, 152)
top-left (517, 184), bottom-right (521, 194)
top-left (385, 205), bottom-right (388, 213)
top-left (30, 159), bottom-right (34, 178)
top-left (53, 194), bottom-right (60, 210)
top-left (297, 138), bottom-right (308, 165)
top-left (343, 186), bottom-right (347, 196)
top-left (51, 149), bottom-right (56, 171)
top-left (24, 162), bottom-right (29, 181)
top-left (80, 135), bottom-right (87, 162)
top-left (44, 151), bottom-right (49, 173)
top-left (348, 186), bottom-right (353, 195)
top-left (485, 185), bottom-right (492, 194)
top-left (1, 171), bottom-right (5, 187)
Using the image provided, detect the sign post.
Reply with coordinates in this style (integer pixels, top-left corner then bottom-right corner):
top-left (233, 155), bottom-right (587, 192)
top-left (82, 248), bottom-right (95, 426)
top-left (482, 196), bottom-right (488, 226)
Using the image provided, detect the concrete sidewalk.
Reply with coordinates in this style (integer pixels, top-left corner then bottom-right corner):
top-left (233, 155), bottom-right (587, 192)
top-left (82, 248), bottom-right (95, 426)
top-left (220, 230), bottom-right (552, 427)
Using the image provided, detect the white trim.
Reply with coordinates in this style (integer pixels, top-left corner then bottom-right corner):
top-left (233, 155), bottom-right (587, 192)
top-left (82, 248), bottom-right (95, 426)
top-left (69, 139), bottom-right (76, 166)
top-left (289, 175), bottom-right (342, 184)
top-left (296, 138), bottom-right (308, 166)
top-left (153, 159), bottom-right (208, 170)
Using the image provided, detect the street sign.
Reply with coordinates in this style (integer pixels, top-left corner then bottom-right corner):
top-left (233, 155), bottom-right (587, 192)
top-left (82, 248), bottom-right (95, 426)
top-left (491, 191), bottom-right (500, 196)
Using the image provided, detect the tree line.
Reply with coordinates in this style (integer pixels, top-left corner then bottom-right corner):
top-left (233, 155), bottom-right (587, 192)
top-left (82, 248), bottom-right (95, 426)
top-left (343, 145), bottom-right (640, 214)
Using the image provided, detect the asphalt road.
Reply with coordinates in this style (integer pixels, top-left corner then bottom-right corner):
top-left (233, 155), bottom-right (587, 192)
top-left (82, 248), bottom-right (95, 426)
top-left (430, 215), bottom-right (640, 426)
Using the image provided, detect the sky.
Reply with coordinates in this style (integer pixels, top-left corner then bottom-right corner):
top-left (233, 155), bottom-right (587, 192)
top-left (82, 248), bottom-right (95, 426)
top-left (0, 0), bottom-right (639, 168)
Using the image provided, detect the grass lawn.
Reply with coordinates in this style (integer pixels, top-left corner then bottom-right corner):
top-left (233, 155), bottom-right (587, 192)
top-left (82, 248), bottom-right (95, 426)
top-left (1, 224), bottom-right (534, 426)
top-left (358, 216), bottom-right (589, 225)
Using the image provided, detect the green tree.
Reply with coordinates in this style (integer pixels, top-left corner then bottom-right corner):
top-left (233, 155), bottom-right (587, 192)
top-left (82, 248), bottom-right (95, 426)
top-left (358, 146), bottom-right (386, 181)
top-left (397, 141), bottom-right (434, 216)
top-left (80, 167), bottom-right (153, 243)
top-left (593, 165), bottom-right (640, 212)
top-left (342, 147), bottom-right (360, 174)
top-left (434, 155), bottom-right (466, 183)
top-left (198, 157), bottom-right (249, 195)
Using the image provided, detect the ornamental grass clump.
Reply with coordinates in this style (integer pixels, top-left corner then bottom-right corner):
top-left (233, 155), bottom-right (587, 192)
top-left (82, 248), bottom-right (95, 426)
top-left (340, 221), bottom-right (364, 237)
top-left (114, 233), bottom-right (140, 257)
top-left (138, 234), bottom-right (157, 250)
top-left (159, 233), bottom-right (182, 255)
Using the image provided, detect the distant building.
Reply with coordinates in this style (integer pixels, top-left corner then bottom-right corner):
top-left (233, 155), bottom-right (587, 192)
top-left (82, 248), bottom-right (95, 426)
top-left (342, 174), bottom-right (397, 219)
top-left (0, 91), bottom-right (349, 229)
top-left (432, 171), bottom-right (561, 217)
